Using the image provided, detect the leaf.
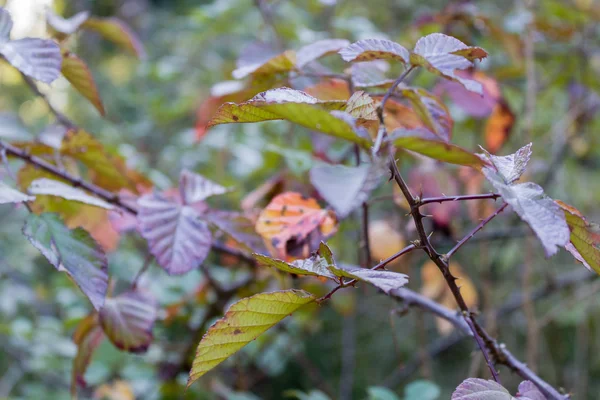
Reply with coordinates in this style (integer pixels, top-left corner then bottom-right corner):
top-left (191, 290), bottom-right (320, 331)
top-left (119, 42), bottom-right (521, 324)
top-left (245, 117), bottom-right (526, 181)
top-left (208, 88), bottom-right (371, 148)
top-left (179, 169), bottom-right (228, 204)
top-left (310, 163), bottom-right (381, 218)
top-left (328, 264), bottom-right (408, 294)
top-left (350, 61), bottom-right (394, 88)
top-left (485, 101), bottom-right (515, 154)
top-left (556, 201), bottom-right (600, 275)
top-left (366, 386), bottom-right (400, 400)
top-left (28, 178), bottom-right (114, 209)
top-left (82, 17), bottom-right (145, 59)
top-left (23, 213), bottom-right (108, 310)
top-left (204, 210), bottom-right (266, 253)
top-left (71, 314), bottom-right (105, 397)
top-left (516, 381), bottom-right (546, 400)
top-left (480, 144), bottom-right (569, 256)
top-left (0, 34), bottom-right (62, 83)
top-left (255, 192), bottom-right (337, 260)
top-left (188, 289), bottom-right (315, 385)
top-left (304, 78), bottom-right (350, 100)
top-left (436, 70), bottom-right (500, 118)
top-left (0, 7), bottom-right (12, 41)
top-left (339, 39), bottom-right (409, 64)
top-left (138, 192), bottom-right (212, 275)
top-left (99, 290), bottom-right (157, 353)
top-left (232, 50), bottom-right (296, 79)
top-left (296, 39), bottom-right (350, 68)
top-left (400, 88), bottom-right (452, 141)
top-left (46, 9), bottom-right (90, 35)
top-left (382, 99), bottom-right (424, 131)
top-left (61, 52), bottom-right (105, 115)
top-left (404, 380), bottom-right (441, 400)
top-left (452, 378), bottom-right (513, 400)
top-left (93, 380), bottom-right (135, 400)
top-left (389, 128), bottom-right (484, 167)
top-left (368, 220), bottom-right (406, 266)
top-left (0, 181), bottom-right (35, 204)
top-left (254, 253), bottom-right (336, 279)
top-left (411, 33), bottom-right (487, 93)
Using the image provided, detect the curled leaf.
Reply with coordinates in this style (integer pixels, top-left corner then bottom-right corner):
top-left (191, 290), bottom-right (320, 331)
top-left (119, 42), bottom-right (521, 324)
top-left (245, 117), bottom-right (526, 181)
top-left (71, 314), bottom-right (104, 397)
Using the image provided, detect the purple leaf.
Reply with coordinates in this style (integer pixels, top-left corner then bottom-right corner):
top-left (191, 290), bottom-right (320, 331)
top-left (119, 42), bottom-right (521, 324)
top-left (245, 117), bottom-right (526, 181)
top-left (99, 290), bottom-right (157, 353)
top-left (516, 381), bottom-right (547, 400)
top-left (296, 39), bottom-right (350, 68)
top-left (0, 36), bottom-right (62, 83)
top-left (22, 213), bottom-right (108, 310)
top-left (179, 169), bottom-right (228, 205)
top-left (138, 193), bottom-right (212, 275)
top-left (452, 378), bottom-right (513, 400)
top-left (339, 38), bottom-right (409, 64)
top-left (350, 61), bottom-right (394, 88)
top-left (310, 163), bottom-right (381, 218)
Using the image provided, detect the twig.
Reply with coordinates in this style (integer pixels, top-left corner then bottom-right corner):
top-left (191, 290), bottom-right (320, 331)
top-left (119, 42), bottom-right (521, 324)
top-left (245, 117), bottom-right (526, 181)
top-left (444, 203), bottom-right (508, 260)
top-left (419, 193), bottom-right (501, 207)
top-left (355, 144), bottom-right (372, 267)
top-left (21, 74), bottom-right (76, 130)
top-left (131, 254), bottom-right (154, 290)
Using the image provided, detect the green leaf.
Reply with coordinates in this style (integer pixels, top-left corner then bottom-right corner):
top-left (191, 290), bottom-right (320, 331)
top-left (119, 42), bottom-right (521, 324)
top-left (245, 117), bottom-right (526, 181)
top-left (28, 178), bottom-right (114, 209)
top-left (405, 380), bottom-right (441, 400)
top-left (310, 162), bottom-right (381, 217)
top-left (61, 52), bottom-right (105, 115)
top-left (296, 39), bottom-right (350, 68)
top-left (339, 39), bottom-right (409, 64)
top-left (138, 192), bottom-right (212, 275)
top-left (208, 88), bottom-right (371, 148)
top-left (99, 290), bottom-right (157, 353)
top-left (188, 290), bottom-right (315, 385)
top-left (0, 181), bottom-right (35, 204)
top-left (71, 314), bottom-right (104, 398)
top-left (480, 144), bottom-right (569, 256)
top-left (22, 213), bottom-right (108, 310)
top-left (82, 17), bottom-right (145, 59)
top-left (232, 50), bottom-right (296, 79)
top-left (411, 33), bottom-right (487, 94)
top-left (254, 253), bottom-right (336, 279)
top-left (366, 386), bottom-right (400, 400)
top-left (451, 378), bottom-right (513, 400)
top-left (389, 128), bottom-right (484, 167)
top-left (556, 201), bottom-right (600, 275)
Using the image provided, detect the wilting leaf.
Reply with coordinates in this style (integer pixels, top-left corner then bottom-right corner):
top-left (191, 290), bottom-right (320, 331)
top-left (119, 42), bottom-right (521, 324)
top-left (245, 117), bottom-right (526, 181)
top-left (350, 61), bottom-right (394, 88)
top-left (389, 128), bottom-right (484, 167)
top-left (400, 88), bottom-right (452, 141)
top-left (451, 378), bottom-right (512, 400)
top-left (71, 314), bottom-right (105, 397)
top-left (516, 381), bottom-right (546, 400)
top-left (232, 50), bottom-right (295, 79)
top-left (188, 290), bottom-right (315, 385)
top-left (46, 9), bottom-right (90, 35)
top-left (368, 220), bottom-right (406, 266)
top-left (82, 17), bottom-right (145, 59)
top-left (304, 78), bottom-right (350, 100)
top-left (209, 88), bottom-right (371, 148)
top-left (480, 144), bottom-right (569, 256)
top-left (345, 91), bottom-right (378, 120)
top-left (254, 253), bottom-right (336, 279)
top-left (179, 169), bottom-right (228, 204)
top-left (556, 201), bottom-right (600, 275)
top-left (485, 101), bottom-right (515, 154)
top-left (255, 192), bottom-right (337, 260)
top-left (421, 260), bottom-right (477, 335)
top-left (310, 163), bottom-right (381, 218)
top-left (411, 33), bottom-right (487, 93)
top-left (28, 178), bottom-right (114, 210)
top-left (339, 39), bottom-right (409, 64)
top-left (23, 213), bottom-right (108, 310)
top-left (329, 264), bottom-right (409, 294)
top-left (0, 181), bottom-right (35, 204)
top-left (436, 70), bottom-right (500, 118)
top-left (61, 52), bottom-right (105, 115)
top-left (296, 39), bottom-right (350, 68)
top-left (99, 290), bottom-right (157, 353)
top-left (138, 193), bottom-right (212, 275)
top-left (0, 8), bottom-right (61, 83)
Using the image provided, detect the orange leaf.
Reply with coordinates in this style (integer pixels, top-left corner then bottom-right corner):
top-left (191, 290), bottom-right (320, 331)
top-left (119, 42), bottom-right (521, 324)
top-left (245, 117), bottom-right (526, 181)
top-left (255, 192), bottom-right (337, 260)
top-left (368, 220), bottom-right (406, 266)
top-left (484, 101), bottom-right (515, 154)
top-left (304, 78), bottom-right (351, 101)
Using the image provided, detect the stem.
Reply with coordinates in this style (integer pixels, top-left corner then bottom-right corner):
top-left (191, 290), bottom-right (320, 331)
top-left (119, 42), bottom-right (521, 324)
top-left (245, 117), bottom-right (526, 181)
top-left (131, 254), bottom-right (153, 289)
top-left (419, 193), bottom-right (501, 207)
top-left (21, 74), bottom-right (76, 130)
top-left (444, 203), bottom-right (508, 260)
top-left (355, 144), bottom-right (372, 267)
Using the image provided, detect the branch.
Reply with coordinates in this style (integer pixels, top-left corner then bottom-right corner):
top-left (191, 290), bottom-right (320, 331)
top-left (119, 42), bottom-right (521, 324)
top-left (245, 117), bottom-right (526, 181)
top-left (419, 193), bottom-right (501, 207)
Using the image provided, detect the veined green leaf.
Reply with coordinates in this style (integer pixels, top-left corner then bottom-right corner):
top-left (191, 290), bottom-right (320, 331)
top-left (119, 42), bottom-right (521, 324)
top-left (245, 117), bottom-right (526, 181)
top-left (188, 290), bottom-right (315, 385)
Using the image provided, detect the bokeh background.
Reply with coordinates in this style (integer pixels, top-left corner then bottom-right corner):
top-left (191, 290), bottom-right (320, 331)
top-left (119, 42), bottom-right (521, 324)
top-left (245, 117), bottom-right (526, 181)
top-left (0, 0), bottom-right (599, 399)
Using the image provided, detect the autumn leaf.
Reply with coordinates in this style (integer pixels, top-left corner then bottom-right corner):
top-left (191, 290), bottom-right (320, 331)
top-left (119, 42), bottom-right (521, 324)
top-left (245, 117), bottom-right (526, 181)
top-left (93, 380), bottom-right (135, 400)
top-left (71, 314), bottom-right (105, 397)
top-left (61, 52), bottom-right (105, 116)
top-left (82, 17), bottom-right (146, 59)
top-left (400, 87), bottom-right (453, 141)
top-left (411, 33), bottom-right (487, 93)
top-left (339, 39), bottom-right (409, 64)
top-left (255, 192), bottom-right (337, 260)
top-left (485, 101), bottom-right (515, 154)
top-left (556, 201), bottom-right (600, 275)
top-left (232, 49), bottom-right (296, 79)
top-left (480, 144), bottom-right (570, 256)
top-left (304, 78), bottom-right (351, 100)
top-left (99, 290), bottom-right (157, 353)
top-left (188, 290), bottom-right (315, 385)
top-left (368, 220), bottom-right (406, 266)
